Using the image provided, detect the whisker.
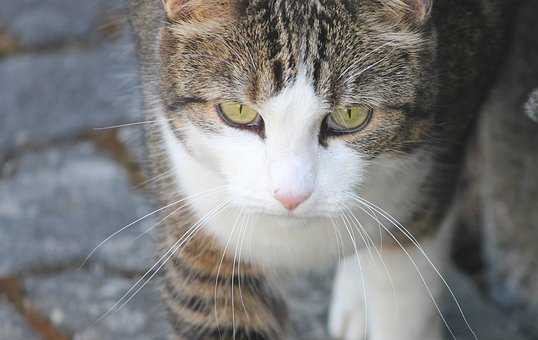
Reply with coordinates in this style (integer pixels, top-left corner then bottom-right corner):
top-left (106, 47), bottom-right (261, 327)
top-left (237, 213), bottom-right (251, 323)
top-left (231, 213), bottom-right (244, 339)
top-left (341, 206), bottom-right (376, 262)
top-left (214, 209), bottom-right (244, 335)
top-left (135, 169), bottom-right (173, 190)
top-left (329, 217), bottom-right (345, 263)
top-left (96, 200), bottom-right (231, 323)
top-left (337, 213), bottom-right (369, 338)
top-left (93, 119), bottom-right (165, 131)
top-left (345, 193), bottom-right (472, 340)
top-left (81, 199), bottom-right (185, 268)
top-left (81, 185), bottom-right (229, 267)
top-left (133, 201), bottom-right (191, 242)
top-left (340, 204), bottom-right (401, 323)
top-left (116, 201), bottom-right (232, 312)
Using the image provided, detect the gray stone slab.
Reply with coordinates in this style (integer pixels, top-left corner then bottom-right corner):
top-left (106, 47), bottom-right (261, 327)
top-left (0, 31), bottom-right (143, 157)
top-left (444, 270), bottom-right (527, 340)
top-left (286, 271), bottom-right (333, 340)
top-left (23, 268), bottom-right (171, 340)
top-left (0, 143), bottom-right (155, 276)
top-left (0, 297), bottom-right (39, 340)
top-left (0, 0), bottom-right (128, 48)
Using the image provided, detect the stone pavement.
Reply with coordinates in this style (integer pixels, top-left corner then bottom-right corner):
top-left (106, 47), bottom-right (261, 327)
top-left (0, 1), bottom-right (533, 340)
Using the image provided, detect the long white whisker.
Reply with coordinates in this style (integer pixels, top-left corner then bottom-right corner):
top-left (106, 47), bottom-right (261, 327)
top-left (345, 193), bottom-right (464, 340)
top-left (214, 209), bottom-right (244, 335)
top-left (341, 206), bottom-right (375, 262)
top-left (82, 185), bottom-right (228, 267)
top-left (338, 214), bottom-right (369, 338)
top-left (113, 201), bottom-right (231, 316)
top-left (81, 199), bottom-right (185, 268)
top-left (96, 200), bottom-right (230, 323)
top-left (237, 213), bottom-right (251, 322)
top-left (135, 170), bottom-right (173, 190)
top-left (93, 119), bottom-right (166, 131)
top-left (349, 194), bottom-right (476, 339)
top-left (231, 213), bottom-right (243, 339)
top-left (341, 204), bottom-right (401, 324)
top-left (329, 217), bottom-right (345, 263)
top-left (133, 199), bottom-right (196, 242)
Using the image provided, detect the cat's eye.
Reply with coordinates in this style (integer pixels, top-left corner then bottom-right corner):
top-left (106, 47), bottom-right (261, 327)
top-left (217, 102), bottom-right (260, 127)
top-left (327, 105), bottom-right (372, 133)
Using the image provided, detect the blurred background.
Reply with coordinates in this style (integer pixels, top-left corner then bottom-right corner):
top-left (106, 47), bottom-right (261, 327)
top-left (0, 1), bottom-right (537, 340)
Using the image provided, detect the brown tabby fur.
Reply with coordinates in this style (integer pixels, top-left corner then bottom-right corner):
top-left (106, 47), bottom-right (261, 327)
top-left (128, 0), bottom-right (513, 338)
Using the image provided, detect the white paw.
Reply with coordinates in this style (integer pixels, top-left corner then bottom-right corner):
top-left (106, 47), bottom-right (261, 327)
top-left (329, 257), bottom-right (367, 340)
top-left (328, 303), bottom-right (367, 340)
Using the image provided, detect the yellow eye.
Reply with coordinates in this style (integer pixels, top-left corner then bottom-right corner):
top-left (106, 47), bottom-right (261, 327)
top-left (217, 102), bottom-right (259, 126)
top-left (328, 105), bottom-right (372, 132)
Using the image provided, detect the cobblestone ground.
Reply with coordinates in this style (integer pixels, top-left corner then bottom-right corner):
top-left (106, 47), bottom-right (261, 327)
top-left (0, 1), bottom-right (531, 340)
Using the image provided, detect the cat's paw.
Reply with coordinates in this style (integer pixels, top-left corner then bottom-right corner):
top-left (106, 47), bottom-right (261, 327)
top-left (328, 302), bottom-right (367, 340)
top-left (329, 257), bottom-right (367, 340)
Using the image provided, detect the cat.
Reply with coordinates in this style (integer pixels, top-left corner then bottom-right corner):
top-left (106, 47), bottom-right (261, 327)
top-left (128, 0), bottom-right (510, 339)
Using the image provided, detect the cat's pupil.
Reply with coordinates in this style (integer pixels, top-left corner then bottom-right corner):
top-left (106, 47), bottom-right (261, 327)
top-left (347, 109), bottom-right (352, 119)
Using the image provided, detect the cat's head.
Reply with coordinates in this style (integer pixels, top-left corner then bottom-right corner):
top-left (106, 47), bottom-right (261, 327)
top-left (157, 0), bottom-right (438, 266)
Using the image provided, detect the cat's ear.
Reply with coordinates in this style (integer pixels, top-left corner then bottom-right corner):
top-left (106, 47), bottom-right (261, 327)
top-left (382, 0), bottom-right (433, 26)
top-left (163, 0), bottom-right (235, 22)
top-left (163, 0), bottom-right (184, 19)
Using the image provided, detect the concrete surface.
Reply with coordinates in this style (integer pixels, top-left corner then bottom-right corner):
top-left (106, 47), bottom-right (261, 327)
top-left (0, 0), bottom-right (534, 339)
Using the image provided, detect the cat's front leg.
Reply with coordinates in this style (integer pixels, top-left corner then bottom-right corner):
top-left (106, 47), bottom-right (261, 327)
top-left (329, 256), bottom-right (367, 340)
top-left (329, 234), bottom-right (448, 340)
top-left (363, 236), bottom-right (445, 340)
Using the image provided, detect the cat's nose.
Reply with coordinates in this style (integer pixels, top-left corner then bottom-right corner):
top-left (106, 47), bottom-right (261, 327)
top-left (273, 190), bottom-right (312, 211)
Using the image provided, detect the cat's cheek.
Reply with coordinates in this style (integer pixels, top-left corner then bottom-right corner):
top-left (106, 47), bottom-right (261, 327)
top-left (211, 131), bottom-right (273, 205)
top-left (316, 142), bottom-right (367, 209)
top-left (183, 127), bottom-right (223, 171)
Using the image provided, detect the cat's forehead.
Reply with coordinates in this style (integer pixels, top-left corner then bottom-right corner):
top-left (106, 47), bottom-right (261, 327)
top-left (242, 1), bottom-right (352, 94)
top-left (243, 0), bottom-right (357, 20)
top-left (161, 0), bottom-right (430, 108)
top-left (236, 2), bottom-right (399, 99)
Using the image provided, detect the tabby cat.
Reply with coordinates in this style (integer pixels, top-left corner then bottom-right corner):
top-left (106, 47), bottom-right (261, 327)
top-left (128, 0), bottom-right (509, 339)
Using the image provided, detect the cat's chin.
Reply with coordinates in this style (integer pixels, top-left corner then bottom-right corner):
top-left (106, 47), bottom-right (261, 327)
top-left (243, 207), bottom-right (337, 221)
top-left (203, 207), bottom-right (355, 269)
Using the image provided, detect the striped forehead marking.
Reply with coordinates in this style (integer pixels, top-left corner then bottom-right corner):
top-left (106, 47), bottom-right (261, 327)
top-left (248, 0), bottom-right (341, 95)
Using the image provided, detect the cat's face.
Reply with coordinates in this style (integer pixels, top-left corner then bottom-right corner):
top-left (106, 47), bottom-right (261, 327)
top-left (158, 0), bottom-right (437, 266)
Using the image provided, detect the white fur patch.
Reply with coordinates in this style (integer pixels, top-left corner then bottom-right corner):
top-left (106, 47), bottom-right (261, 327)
top-left (158, 70), bottom-right (432, 269)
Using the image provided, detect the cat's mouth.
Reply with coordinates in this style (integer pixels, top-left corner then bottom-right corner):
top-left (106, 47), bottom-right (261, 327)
top-left (238, 205), bottom-right (337, 221)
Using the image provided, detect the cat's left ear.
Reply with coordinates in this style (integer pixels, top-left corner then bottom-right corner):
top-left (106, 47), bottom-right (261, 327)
top-left (383, 0), bottom-right (433, 26)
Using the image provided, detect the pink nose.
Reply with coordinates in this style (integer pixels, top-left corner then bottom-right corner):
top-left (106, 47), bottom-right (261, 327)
top-left (273, 191), bottom-right (312, 211)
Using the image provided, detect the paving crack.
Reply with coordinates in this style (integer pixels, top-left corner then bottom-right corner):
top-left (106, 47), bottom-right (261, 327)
top-left (1, 128), bottom-right (147, 188)
top-left (0, 9), bottom-right (127, 59)
top-left (88, 129), bottom-right (147, 189)
top-left (0, 27), bottom-right (18, 57)
top-left (0, 277), bottom-right (71, 340)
